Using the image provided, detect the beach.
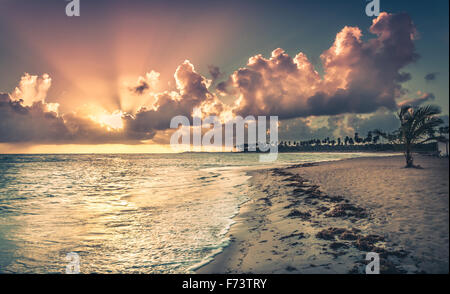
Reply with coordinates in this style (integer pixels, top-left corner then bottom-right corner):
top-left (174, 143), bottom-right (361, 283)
top-left (197, 155), bottom-right (449, 274)
top-left (0, 152), bottom-right (391, 273)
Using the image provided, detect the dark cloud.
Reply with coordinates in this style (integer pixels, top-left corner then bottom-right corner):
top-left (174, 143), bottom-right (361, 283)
top-left (0, 92), bottom-right (151, 144)
top-left (128, 60), bottom-right (224, 132)
top-left (215, 77), bottom-right (236, 96)
top-left (128, 71), bottom-right (160, 95)
top-left (208, 65), bottom-right (221, 80)
top-left (0, 61), bottom-right (223, 144)
top-left (131, 80), bottom-right (149, 95)
top-left (424, 72), bottom-right (439, 82)
top-left (1, 93), bottom-right (70, 143)
top-left (396, 72), bottom-right (412, 83)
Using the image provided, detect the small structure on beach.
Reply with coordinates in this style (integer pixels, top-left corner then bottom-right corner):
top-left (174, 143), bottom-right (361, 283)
top-left (438, 139), bottom-right (449, 157)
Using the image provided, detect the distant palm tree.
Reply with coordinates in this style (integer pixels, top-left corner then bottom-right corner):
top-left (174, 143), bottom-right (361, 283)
top-left (374, 105), bottom-right (444, 168)
top-left (365, 131), bottom-right (373, 144)
top-left (373, 135), bottom-right (380, 144)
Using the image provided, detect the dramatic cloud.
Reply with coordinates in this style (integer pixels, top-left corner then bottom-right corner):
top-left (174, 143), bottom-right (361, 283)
top-left (0, 90), bottom-right (145, 144)
top-left (0, 62), bottom-right (224, 143)
top-left (1, 13), bottom-right (432, 145)
top-left (0, 91), bottom-right (69, 143)
top-left (10, 73), bottom-right (52, 106)
top-left (8, 73), bottom-right (60, 113)
top-left (230, 12), bottom-right (417, 119)
top-left (127, 60), bottom-right (226, 133)
top-left (1, 74), bottom-right (137, 143)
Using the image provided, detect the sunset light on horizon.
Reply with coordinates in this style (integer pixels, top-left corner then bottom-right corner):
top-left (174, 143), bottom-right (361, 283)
top-left (1, 0), bottom-right (448, 153)
top-left (0, 0), bottom-right (448, 280)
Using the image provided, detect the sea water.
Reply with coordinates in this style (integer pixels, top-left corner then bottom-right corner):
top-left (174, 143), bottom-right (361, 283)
top-left (0, 152), bottom-right (392, 273)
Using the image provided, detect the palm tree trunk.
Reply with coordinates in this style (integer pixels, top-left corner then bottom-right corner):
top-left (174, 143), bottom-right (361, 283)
top-left (405, 142), bottom-right (414, 168)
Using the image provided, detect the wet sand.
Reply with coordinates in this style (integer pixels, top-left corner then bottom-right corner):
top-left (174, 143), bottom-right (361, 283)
top-left (197, 155), bottom-right (449, 274)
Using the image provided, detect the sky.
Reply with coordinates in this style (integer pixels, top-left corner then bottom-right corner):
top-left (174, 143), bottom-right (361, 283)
top-left (0, 0), bottom-right (448, 153)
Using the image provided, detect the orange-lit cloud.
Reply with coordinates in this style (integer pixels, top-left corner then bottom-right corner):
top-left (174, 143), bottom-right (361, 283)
top-left (0, 12), bottom-right (437, 150)
top-left (230, 13), bottom-right (420, 119)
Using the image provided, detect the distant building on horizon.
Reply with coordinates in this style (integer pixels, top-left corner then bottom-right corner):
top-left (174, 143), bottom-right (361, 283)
top-left (438, 135), bottom-right (449, 157)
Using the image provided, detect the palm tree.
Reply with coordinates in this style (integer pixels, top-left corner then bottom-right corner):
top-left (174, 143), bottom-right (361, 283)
top-left (372, 135), bottom-right (380, 144)
top-left (374, 105), bottom-right (444, 168)
top-left (365, 131), bottom-right (373, 144)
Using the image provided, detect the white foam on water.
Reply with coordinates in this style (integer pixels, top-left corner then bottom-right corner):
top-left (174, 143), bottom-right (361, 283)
top-left (0, 152), bottom-right (400, 273)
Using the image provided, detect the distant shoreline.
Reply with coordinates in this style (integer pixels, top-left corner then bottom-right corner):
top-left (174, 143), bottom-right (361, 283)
top-left (0, 141), bottom-right (439, 156)
top-left (274, 142), bottom-right (438, 153)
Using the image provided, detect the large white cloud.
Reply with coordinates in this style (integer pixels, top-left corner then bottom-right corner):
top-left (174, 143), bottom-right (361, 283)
top-left (227, 13), bottom-right (419, 119)
top-left (1, 13), bottom-right (441, 144)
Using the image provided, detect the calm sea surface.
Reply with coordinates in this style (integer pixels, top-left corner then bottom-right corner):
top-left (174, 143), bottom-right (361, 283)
top-left (0, 152), bottom-right (392, 273)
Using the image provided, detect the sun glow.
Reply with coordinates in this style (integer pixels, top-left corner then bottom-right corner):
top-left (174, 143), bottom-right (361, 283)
top-left (89, 111), bottom-right (125, 131)
top-left (0, 143), bottom-right (174, 154)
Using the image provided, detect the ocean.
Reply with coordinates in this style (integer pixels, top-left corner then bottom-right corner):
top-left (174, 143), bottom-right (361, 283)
top-left (0, 152), bottom-right (390, 273)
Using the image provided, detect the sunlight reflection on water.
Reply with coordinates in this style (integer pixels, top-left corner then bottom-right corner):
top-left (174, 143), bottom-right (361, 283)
top-left (0, 152), bottom-right (392, 273)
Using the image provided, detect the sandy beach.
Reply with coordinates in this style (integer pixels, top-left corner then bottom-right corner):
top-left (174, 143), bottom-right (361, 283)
top-left (197, 155), bottom-right (449, 274)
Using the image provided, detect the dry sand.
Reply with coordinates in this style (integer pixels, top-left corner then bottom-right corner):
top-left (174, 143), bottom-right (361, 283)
top-left (197, 155), bottom-right (449, 274)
